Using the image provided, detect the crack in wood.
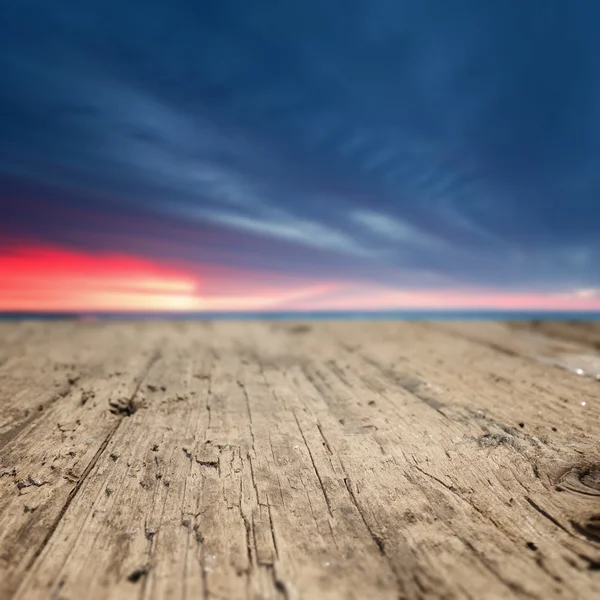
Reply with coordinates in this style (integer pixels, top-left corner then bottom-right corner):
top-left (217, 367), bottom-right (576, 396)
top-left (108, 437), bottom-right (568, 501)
top-left (14, 351), bottom-right (161, 589)
top-left (5, 321), bottom-right (600, 599)
top-left (525, 497), bottom-right (575, 537)
top-left (457, 535), bottom-right (537, 598)
top-left (292, 412), bottom-right (333, 517)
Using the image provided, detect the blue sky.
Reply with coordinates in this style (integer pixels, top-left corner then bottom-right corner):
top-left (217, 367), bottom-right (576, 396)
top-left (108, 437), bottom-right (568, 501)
top-left (2, 1), bottom-right (600, 309)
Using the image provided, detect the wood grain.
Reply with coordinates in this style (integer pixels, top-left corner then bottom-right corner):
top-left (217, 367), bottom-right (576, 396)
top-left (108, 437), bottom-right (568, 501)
top-left (509, 321), bottom-right (600, 350)
top-left (1, 321), bottom-right (600, 599)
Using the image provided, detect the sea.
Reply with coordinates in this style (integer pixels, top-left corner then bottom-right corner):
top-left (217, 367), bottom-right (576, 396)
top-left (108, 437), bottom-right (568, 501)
top-left (1, 311), bottom-right (600, 321)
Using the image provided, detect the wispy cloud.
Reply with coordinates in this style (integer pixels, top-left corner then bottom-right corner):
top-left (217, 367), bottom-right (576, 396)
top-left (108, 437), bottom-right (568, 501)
top-left (194, 208), bottom-right (372, 257)
top-left (350, 209), bottom-right (441, 249)
top-left (2, 0), bottom-right (600, 299)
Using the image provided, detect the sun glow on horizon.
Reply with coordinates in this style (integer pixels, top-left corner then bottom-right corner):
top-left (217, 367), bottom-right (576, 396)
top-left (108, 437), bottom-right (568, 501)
top-left (2, 243), bottom-right (600, 313)
top-left (0, 243), bottom-right (341, 312)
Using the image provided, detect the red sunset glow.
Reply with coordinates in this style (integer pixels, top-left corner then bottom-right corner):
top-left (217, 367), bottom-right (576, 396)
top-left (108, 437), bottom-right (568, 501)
top-left (1, 243), bottom-right (600, 312)
top-left (0, 244), bottom-right (341, 312)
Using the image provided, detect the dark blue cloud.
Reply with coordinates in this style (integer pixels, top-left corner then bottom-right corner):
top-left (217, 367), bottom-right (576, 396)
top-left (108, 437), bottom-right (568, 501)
top-left (2, 0), bottom-right (600, 291)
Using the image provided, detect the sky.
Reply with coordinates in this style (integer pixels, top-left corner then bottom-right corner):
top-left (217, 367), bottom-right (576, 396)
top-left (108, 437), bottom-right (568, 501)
top-left (2, 0), bottom-right (600, 312)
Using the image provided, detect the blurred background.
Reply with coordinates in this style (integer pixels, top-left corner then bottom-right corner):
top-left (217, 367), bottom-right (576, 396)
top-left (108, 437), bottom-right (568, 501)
top-left (2, 1), bottom-right (600, 314)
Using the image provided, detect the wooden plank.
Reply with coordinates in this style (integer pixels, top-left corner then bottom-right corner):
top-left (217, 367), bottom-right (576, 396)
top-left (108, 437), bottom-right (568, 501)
top-left (431, 320), bottom-right (600, 381)
top-left (509, 321), bottom-right (600, 350)
top-left (0, 321), bottom-right (144, 449)
top-left (0, 321), bottom-right (80, 439)
top-left (0, 322), bottom-right (169, 597)
top-left (1, 321), bottom-right (600, 599)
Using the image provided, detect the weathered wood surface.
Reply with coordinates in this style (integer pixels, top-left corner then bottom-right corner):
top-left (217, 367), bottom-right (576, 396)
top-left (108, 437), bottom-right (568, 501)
top-left (1, 320), bottom-right (600, 600)
top-left (509, 320), bottom-right (600, 351)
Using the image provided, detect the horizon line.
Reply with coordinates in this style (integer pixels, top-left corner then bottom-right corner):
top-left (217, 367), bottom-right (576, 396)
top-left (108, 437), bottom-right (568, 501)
top-left (2, 309), bottom-right (600, 321)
